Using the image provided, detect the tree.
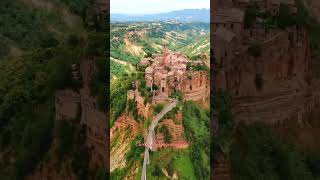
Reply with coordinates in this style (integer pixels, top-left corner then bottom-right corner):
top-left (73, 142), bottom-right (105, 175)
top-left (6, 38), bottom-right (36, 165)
top-left (154, 104), bottom-right (164, 114)
top-left (153, 164), bottom-right (162, 177)
top-left (248, 41), bottom-right (262, 57)
top-left (277, 3), bottom-right (295, 28)
top-left (244, 2), bottom-right (259, 28)
top-left (254, 73), bottom-right (264, 90)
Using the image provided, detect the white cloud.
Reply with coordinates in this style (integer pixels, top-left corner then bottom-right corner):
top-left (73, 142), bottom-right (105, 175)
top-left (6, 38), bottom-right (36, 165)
top-left (111, 0), bottom-right (210, 15)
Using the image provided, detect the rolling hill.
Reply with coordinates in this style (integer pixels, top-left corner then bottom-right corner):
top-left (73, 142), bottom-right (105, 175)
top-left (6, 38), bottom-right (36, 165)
top-left (111, 9), bottom-right (210, 22)
top-left (110, 21), bottom-right (210, 79)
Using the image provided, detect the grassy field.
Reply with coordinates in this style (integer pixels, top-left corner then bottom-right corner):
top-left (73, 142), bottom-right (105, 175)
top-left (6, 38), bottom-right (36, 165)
top-left (145, 148), bottom-right (197, 179)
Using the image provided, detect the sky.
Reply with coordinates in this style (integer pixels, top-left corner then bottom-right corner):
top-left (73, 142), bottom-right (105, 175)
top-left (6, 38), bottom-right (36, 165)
top-left (110, 0), bottom-right (210, 15)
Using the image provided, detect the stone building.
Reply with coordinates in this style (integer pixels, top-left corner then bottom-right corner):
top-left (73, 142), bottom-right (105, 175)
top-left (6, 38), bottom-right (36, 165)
top-left (212, 8), bottom-right (244, 38)
top-left (142, 43), bottom-right (209, 102)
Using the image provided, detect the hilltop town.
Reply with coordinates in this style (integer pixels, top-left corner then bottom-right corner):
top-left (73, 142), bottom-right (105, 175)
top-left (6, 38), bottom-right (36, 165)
top-left (111, 36), bottom-right (210, 179)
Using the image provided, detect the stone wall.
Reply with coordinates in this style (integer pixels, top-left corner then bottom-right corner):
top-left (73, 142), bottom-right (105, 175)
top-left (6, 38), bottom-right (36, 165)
top-left (181, 71), bottom-right (210, 101)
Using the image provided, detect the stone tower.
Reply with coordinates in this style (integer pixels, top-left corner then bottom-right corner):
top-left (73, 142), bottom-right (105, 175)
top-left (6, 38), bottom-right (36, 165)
top-left (163, 43), bottom-right (168, 54)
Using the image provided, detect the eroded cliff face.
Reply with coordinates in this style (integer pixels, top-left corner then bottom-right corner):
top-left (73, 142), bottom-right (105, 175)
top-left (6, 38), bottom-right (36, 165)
top-left (216, 28), bottom-right (316, 125)
top-left (110, 114), bottom-right (139, 172)
top-left (27, 59), bottom-right (107, 179)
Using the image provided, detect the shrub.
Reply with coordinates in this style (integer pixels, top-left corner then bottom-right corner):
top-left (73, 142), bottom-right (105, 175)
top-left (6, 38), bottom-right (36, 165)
top-left (254, 73), bottom-right (264, 90)
top-left (154, 104), bottom-right (164, 114)
top-left (152, 84), bottom-right (159, 91)
top-left (277, 3), bottom-right (295, 28)
top-left (230, 123), bottom-right (314, 180)
top-left (125, 134), bottom-right (144, 164)
top-left (244, 2), bottom-right (259, 28)
top-left (248, 41), bottom-right (262, 57)
top-left (164, 132), bottom-right (172, 144)
top-left (153, 164), bottom-right (162, 177)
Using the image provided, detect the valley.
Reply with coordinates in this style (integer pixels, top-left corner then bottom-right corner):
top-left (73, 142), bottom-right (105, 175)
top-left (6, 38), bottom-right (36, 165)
top-left (110, 22), bottom-right (210, 79)
top-left (110, 21), bottom-right (210, 179)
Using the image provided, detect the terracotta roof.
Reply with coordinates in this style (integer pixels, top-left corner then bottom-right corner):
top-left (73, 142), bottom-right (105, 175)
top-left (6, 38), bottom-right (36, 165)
top-left (173, 64), bottom-right (187, 70)
top-left (212, 8), bottom-right (244, 23)
top-left (145, 67), bottom-right (154, 73)
top-left (168, 71), bottom-right (175, 76)
top-left (176, 70), bottom-right (184, 75)
top-left (213, 27), bottom-right (235, 42)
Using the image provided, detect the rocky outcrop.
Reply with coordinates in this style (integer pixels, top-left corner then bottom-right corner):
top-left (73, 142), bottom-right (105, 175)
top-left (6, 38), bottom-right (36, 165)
top-left (79, 58), bottom-right (107, 169)
top-left (215, 26), bottom-right (311, 125)
top-left (212, 153), bottom-right (232, 180)
top-left (154, 111), bottom-right (189, 149)
top-left (110, 114), bottom-right (139, 172)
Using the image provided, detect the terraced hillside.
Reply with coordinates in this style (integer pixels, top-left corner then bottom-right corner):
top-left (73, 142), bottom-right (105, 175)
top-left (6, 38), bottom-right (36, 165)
top-left (110, 22), bottom-right (210, 79)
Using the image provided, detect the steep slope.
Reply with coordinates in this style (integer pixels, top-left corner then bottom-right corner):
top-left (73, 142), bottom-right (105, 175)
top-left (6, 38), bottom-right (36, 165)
top-left (0, 0), bottom-right (107, 179)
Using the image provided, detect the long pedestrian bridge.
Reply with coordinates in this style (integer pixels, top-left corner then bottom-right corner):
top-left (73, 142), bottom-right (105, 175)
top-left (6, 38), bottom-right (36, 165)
top-left (141, 99), bottom-right (178, 180)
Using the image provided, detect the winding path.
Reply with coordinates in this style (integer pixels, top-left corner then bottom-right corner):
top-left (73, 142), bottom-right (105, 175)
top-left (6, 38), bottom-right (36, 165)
top-left (141, 99), bottom-right (178, 180)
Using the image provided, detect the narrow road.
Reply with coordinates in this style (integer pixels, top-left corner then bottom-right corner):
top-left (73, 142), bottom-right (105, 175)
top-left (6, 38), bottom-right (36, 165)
top-left (141, 100), bottom-right (178, 180)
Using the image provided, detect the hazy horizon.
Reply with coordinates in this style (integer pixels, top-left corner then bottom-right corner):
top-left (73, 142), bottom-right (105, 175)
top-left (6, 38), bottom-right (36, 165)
top-left (110, 0), bottom-right (210, 15)
top-left (111, 8), bottom-right (210, 16)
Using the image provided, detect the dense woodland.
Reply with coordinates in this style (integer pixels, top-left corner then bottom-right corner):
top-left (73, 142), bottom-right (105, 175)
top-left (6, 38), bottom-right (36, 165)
top-left (0, 0), bottom-right (107, 179)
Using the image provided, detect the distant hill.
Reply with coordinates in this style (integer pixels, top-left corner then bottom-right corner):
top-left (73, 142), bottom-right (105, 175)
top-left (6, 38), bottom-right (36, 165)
top-left (111, 9), bottom-right (210, 22)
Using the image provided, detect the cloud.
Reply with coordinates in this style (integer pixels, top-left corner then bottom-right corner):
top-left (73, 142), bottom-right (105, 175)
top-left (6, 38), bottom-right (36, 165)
top-left (111, 0), bottom-right (210, 15)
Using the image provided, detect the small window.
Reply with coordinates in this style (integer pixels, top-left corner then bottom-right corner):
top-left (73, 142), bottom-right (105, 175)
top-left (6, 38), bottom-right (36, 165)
top-left (162, 87), bottom-right (164, 92)
top-left (231, 24), bottom-right (234, 30)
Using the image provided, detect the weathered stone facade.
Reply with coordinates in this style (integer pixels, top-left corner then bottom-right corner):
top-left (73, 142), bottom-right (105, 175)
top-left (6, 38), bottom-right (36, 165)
top-left (213, 0), bottom-right (312, 125)
top-left (142, 43), bottom-right (209, 102)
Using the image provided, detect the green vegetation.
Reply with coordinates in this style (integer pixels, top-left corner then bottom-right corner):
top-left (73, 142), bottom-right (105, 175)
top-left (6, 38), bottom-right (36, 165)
top-left (55, 0), bottom-right (93, 17)
top-left (0, 0), bottom-right (106, 179)
top-left (230, 123), bottom-right (320, 180)
top-left (182, 101), bottom-right (210, 179)
top-left (154, 103), bottom-right (164, 114)
top-left (163, 106), bottom-right (180, 122)
top-left (254, 73), bottom-right (264, 91)
top-left (159, 125), bottom-right (172, 144)
top-left (127, 99), bottom-right (138, 121)
top-left (277, 3), bottom-right (296, 28)
top-left (244, 1), bottom-right (305, 29)
top-left (248, 41), bottom-right (262, 58)
top-left (212, 90), bottom-right (234, 153)
top-left (244, 2), bottom-right (259, 28)
top-left (110, 22), bottom-right (210, 78)
top-left (110, 75), bottom-right (135, 127)
top-left (0, 0), bottom-right (59, 51)
top-left (147, 149), bottom-right (197, 179)
top-left (126, 134), bottom-right (144, 164)
top-left (294, 0), bottom-right (320, 55)
top-left (170, 90), bottom-right (183, 102)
